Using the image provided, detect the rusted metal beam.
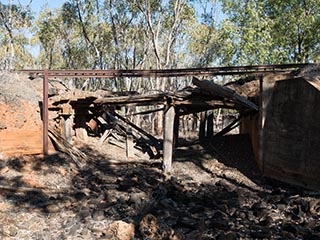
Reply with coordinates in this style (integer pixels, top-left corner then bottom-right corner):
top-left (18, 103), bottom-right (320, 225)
top-left (43, 69), bottom-right (49, 155)
top-left (18, 63), bottom-right (310, 78)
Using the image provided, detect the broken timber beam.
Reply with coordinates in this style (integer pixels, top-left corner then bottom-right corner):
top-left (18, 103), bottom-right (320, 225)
top-left (113, 112), bottom-right (160, 150)
top-left (48, 128), bottom-right (86, 168)
top-left (215, 116), bottom-right (241, 137)
top-left (192, 77), bottom-right (258, 111)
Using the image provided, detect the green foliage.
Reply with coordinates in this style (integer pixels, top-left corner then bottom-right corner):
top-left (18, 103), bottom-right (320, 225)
top-left (219, 0), bottom-right (320, 64)
top-left (0, 2), bottom-right (33, 69)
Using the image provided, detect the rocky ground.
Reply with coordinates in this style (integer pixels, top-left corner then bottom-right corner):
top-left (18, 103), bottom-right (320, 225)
top-left (0, 134), bottom-right (320, 239)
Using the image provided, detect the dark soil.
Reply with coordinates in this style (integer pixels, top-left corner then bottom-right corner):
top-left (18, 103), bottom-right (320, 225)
top-left (0, 134), bottom-right (320, 239)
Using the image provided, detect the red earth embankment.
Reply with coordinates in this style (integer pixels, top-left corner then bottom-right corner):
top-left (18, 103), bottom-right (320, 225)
top-left (0, 73), bottom-right (43, 158)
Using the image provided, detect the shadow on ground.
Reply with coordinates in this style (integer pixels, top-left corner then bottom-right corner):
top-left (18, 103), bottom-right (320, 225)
top-left (0, 136), bottom-right (320, 239)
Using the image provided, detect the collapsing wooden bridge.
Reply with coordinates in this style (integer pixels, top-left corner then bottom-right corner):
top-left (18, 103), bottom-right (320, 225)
top-left (19, 63), bottom-right (313, 174)
top-left (47, 76), bottom-right (259, 170)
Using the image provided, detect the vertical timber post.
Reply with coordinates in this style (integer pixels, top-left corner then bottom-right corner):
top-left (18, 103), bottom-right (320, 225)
top-left (43, 69), bottom-right (49, 155)
top-left (199, 111), bottom-right (207, 141)
top-left (173, 113), bottom-right (180, 147)
top-left (64, 115), bottom-right (73, 144)
top-left (163, 105), bottom-right (175, 173)
top-left (207, 110), bottom-right (214, 138)
top-left (126, 128), bottom-right (134, 159)
top-left (259, 76), bottom-right (264, 174)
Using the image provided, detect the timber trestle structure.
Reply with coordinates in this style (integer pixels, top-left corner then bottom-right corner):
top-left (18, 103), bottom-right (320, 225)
top-left (17, 63), bottom-right (312, 172)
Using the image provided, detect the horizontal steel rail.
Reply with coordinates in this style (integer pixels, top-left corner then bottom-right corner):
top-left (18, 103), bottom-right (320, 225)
top-left (17, 63), bottom-right (310, 78)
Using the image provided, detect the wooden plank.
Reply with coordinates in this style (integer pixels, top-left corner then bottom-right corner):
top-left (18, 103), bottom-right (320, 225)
top-left (175, 99), bottom-right (238, 109)
top-left (48, 128), bottom-right (86, 168)
top-left (113, 112), bottom-right (160, 149)
top-left (126, 128), bottom-right (134, 159)
top-left (94, 93), bottom-right (167, 105)
top-left (192, 77), bottom-right (258, 111)
top-left (99, 129), bottom-right (112, 144)
top-left (125, 107), bottom-right (165, 116)
top-left (0, 129), bottom-right (44, 157)
top-left (163, 106), bottom-right (175, 173)
top-left (215, 116), bottom-right (241, 137)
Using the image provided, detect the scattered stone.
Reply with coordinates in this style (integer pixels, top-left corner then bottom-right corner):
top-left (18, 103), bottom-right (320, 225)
top-left (139, 214), bottom-right (174, 240)
top-left (106, 221), bottom-right (135, 240)
top-left (217, 231), bottom-right (238, 240)
top-left (46, 204), bottom-right (60, 213)
top-left (92, 209), bottom-right (105, 221)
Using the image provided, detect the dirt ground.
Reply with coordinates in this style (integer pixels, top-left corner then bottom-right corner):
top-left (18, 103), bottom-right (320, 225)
top-left (0, 134), bottom-right (320, 239)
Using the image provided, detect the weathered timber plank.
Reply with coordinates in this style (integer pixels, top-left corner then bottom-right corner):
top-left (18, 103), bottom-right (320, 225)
top-left (192, 77), bottom-right (258, 110)
top-left (215, 116), bottom-right (241, 137)
top-left (126, 128), bottom-right (134, 159)
top-left (48, 128), bottom-right (86, 168)
top-left (163, 106), bottom-right (175, 172)
top-left (113, 112), bottom-right (160, 148)
top-left (199, 111), bottom-right (206, 141)
top-left (94, 93), bottom-right (167, 105)
top-left (0, 129), bottom-right (49, 157)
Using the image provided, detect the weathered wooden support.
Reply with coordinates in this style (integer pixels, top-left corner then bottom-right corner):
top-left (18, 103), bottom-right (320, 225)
top-left (173, 113), bottom-right (180, 147)
top-left (207, 111), bottom-right (214, 138)
top-left (48, 128), bottom-right (86, 168)
top-left (163, 105), bottom-right (175, 173)
top-left (113, 112), bottom-right (160, 151)
top-left (199, 111), bottom-right (207, 141)
top-left (62, 115), bottom-right (73, 144)
top-left (215, 116), bottom-right (241, 137)
top-left (99, 129), bottom-right (112, 144)
top-left (126, 128), bottom-right (134, 159)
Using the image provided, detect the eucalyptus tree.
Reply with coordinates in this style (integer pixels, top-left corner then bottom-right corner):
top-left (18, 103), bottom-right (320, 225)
top-left (219, 0), bottom-right (274, 65)
top-left (0, 1), bottom-right (33, 69)
top-left (219, 0), bottom-right (320, 64)
top-left (266, 0), bottom-right (320, 63)
top-left (36, 8), bottom-right (65, 69)
top-left (187, 0), bottom-right (234, 67)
